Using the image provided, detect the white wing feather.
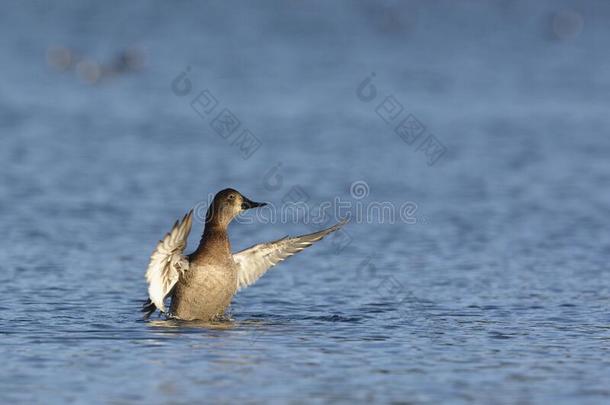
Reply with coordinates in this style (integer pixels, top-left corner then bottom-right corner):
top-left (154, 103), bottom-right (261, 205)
top-left (145, 210), bottom-right (193, 312)
top-left (233, 220), bottom-right (347, 291)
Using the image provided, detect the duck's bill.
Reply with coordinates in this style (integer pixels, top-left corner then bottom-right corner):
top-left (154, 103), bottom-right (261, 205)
top-left (241, 197), bottom-right (267, 210)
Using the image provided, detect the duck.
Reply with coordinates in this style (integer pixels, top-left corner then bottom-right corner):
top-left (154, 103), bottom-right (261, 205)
top-left (142, 188), bottom-right (346, 321)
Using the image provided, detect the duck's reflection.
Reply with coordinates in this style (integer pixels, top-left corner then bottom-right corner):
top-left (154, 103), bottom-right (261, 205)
top-left (143, 316), bottom-right (275, 348)
top-left (146, 317), bottom-right (236, 331)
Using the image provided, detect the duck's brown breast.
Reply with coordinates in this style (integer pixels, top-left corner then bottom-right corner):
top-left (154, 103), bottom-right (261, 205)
top-left (170, 261), bottom-right (237, 321)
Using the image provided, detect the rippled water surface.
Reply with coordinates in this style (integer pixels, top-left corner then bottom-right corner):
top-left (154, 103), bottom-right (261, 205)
top-left (1, 1), bottom-right (610, 403)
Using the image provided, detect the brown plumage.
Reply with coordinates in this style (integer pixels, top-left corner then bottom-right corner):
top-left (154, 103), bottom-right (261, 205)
top-left (142, 188), bottom-right (346, 321)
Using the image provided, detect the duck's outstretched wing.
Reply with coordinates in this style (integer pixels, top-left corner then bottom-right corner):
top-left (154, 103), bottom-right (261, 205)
top-left (143, 210), bottom-right (193, 315)
top-left (233, 220), bottom-right (347, 291)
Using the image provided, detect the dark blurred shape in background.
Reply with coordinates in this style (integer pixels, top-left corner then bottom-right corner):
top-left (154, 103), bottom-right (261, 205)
top-left (47, 45), bottom-right (145, 84)
top-left (551, 9), bottom-right (584, 40)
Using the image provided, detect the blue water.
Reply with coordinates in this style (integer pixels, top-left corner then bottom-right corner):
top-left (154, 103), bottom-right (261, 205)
top-left (1, 1), bottom-right (610, 403)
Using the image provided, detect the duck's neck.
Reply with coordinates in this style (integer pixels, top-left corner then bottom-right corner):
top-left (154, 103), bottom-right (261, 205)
top-left (193, 222), bottom-right (232, 261)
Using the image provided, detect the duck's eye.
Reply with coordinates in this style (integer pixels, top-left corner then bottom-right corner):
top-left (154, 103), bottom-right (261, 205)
top-left (228, 194), bottom-right (235, 200)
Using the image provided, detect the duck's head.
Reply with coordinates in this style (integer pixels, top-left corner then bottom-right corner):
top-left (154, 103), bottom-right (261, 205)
top-left (205, 188), bottom-right (267, 227)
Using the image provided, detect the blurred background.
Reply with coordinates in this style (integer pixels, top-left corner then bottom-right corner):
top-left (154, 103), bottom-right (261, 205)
top-left (1, 1), bottom-right (609, 404)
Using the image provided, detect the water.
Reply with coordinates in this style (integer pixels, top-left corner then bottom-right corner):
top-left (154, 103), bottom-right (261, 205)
top-left (1, 1), bottom-right (610, 403)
